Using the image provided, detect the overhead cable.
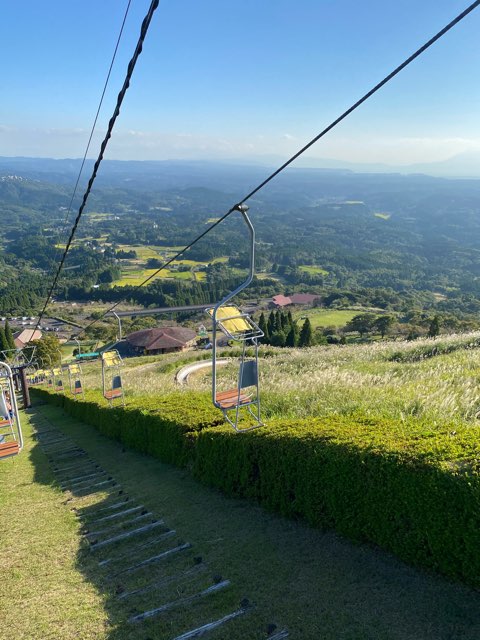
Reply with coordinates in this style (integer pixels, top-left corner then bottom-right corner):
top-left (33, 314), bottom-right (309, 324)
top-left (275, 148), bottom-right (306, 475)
top-left (75, 0), bottom-right (480, 338)
top-left (33, 0), bottom-right (160, 335)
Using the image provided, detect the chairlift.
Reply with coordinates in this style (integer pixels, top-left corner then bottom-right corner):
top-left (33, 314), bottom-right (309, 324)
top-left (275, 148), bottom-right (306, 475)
top-left (205, 204), bottom-right (264, 432)
top-left (68, 363), bottom-right (84, 399)
top-left (101, 350), bottom-right (124, 406)
top-left (52, 367), bottom-right (64, 393)
top-left (0, 361), bottom-right (23, 460)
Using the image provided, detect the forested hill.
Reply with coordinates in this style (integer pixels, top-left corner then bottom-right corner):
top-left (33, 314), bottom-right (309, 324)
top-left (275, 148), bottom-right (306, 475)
top-left (2, 156), bottom-right (480, 320)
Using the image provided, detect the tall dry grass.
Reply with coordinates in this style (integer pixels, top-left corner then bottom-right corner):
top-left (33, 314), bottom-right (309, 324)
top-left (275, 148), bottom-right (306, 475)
top-left (79, 332), bottom-right (480, 427)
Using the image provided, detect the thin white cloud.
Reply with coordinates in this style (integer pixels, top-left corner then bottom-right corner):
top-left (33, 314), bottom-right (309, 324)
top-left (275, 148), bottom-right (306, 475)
top-left (1, 125), bottom-right (480, 171)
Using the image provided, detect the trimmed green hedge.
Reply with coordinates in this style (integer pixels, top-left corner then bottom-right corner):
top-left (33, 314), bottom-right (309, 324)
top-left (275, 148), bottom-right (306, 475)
top-left (32, 387), bottom-right (480, 587)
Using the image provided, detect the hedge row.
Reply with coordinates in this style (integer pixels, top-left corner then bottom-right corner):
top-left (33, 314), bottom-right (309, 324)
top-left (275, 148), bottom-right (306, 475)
top-left (32, 387), bottom-right (480, 587)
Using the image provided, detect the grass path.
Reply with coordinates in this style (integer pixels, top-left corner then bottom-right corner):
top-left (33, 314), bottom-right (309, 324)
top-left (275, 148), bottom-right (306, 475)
top-left (1, 405), bottom-right (480, 639)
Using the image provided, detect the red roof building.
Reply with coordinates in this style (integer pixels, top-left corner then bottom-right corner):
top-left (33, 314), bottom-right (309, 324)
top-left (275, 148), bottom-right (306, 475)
top-left (271, 294), bottom-right (292, 307)
top-left (126, 327), bottom-right (197, 355)
top-left (289, 293), bottom-right (320, 305)
top-left (271, 293), bottom-right (320, 308)
top-left (14, 329), bottom-right (42, 349)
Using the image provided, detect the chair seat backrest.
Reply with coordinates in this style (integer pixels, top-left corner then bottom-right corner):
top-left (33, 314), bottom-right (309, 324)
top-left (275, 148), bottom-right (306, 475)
top-left (112, 375), bottom-right (122, 390)
top-left (239, 360), bottom-right (258, 389)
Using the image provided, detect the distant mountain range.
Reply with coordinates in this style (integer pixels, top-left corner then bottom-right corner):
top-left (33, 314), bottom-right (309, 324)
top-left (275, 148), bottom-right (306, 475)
top-left (1, 151), bottom-right (480, 185)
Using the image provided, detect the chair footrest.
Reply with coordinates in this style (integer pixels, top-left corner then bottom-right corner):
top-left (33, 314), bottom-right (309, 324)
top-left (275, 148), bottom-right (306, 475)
top-left (104, 390), bottom-right (123, 400)
top-left (0, 441), bottom-right (19, 459)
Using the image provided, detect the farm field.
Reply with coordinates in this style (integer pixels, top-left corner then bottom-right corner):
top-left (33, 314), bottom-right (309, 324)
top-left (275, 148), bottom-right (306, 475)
top-left (2, 407), bottom-right (480, 639)
top-left (114, 245), bottom-right (228, 286)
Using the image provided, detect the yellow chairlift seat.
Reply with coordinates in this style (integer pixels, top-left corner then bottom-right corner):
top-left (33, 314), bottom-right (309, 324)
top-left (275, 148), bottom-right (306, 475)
top-left (102, 351), bottom-right (124, 406)
top-left (206, 305), bottom-right (263, 341)
top-left (68, 363), bottom-right (84, 397)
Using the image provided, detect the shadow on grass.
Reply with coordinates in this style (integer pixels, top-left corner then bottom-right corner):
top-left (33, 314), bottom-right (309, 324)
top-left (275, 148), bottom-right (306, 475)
top-left (27, 406), bottom-right (248, 640)
top-left (26, 402), bottom-right (480, 640)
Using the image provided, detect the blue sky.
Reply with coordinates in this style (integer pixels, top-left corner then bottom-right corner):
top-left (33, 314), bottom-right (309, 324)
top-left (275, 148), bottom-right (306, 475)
top-left (2, 0), bottom-right (480, 166)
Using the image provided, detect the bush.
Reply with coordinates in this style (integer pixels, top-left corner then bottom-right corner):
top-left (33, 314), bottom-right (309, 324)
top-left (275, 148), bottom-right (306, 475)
top-left (32, 387), bottom-right (480, 587)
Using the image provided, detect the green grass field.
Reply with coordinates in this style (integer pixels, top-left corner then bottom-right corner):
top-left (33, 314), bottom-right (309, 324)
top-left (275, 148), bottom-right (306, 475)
top-left (2, 406), bottom-right (480, 639)
top-left (298, 265), bottom-right (329, 275)
top-left (294, 308), bottom-right (361, 328)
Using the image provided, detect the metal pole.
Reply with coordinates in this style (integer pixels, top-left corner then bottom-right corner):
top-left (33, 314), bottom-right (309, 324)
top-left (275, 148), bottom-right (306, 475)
top-left (18, 366), bottom-right (31, 409)
top-left (113, 311), bottom-right (122, 341)
top-left (212, 205), bottom-right (255, 408)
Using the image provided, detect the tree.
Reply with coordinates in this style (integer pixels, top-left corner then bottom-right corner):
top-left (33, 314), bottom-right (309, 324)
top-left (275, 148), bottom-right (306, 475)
top-left (275, 310), bottom-right (282, 332)
top-left (4, 320), bottom-right (15, 350)
top-left (0, 328), bottom-right (9, 356)
top-left (286, 324), bottom-right (297, 347)
top-left (270, 330), bottom-right (286, 347)
top-left (428, 315), bottom-right (440, 338)
top-left (373, 315), bottom-right (394, 338)
top-left (31, 335), bottom-right (62, 368)
top-left (258, 312), bottom-right (269, 341)
top-left (345, 314), bottom-right (373, 338)
top-left (267, 311), bottom-right (276, 337)
top-left (299, 318), bottom-right (313, 347)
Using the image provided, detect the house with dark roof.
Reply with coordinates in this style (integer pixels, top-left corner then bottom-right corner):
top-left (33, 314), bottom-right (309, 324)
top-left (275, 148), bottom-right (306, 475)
top-left (289, 293), bottom-right (320, 305)
top-left (125, 327), bottom-right (197, 355)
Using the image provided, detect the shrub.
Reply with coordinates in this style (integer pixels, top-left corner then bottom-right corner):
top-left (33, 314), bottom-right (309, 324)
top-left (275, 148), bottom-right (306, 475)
top-left (32, 387), bottom-right (480, 587)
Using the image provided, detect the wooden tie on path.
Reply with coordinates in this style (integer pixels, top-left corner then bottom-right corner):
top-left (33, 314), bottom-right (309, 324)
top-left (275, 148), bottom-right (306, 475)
top-left (32, 410), bottom-right (289, 639)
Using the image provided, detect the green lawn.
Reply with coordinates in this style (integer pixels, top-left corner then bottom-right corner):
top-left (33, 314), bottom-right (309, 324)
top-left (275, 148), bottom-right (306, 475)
top-left (2, 406), bottom-right (480, 639)
top-left (294, 308), bottom-right (363, 328)
top-left (298, 265), bottom-right (329, 276)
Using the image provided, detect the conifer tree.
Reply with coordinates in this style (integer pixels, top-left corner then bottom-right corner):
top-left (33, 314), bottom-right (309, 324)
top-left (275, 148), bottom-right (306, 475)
top-left (270, 330), bottom-right (286, 347)
top-left (267, 311), bottom-right (276, 337)
top-left (4, 321), bottom-right (15, 350)
top-left (286, 324), bottom-right (297, 347)
top-left (0, 328), bottom-right (8, 356)
top-left (258, 312), bottom-right (269, 341)
top-left (280, 312), bottom-right (289, 331)
top-left (275, 310), bottom-right (282, 332)
top-left (299, 317), bottom-right (313, 347)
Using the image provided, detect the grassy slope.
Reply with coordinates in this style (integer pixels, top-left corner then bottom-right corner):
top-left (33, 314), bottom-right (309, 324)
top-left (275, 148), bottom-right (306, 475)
top-left (2, 407), bottom-right (480, 639)
top-left (79, 331), bottom-right (480, 427)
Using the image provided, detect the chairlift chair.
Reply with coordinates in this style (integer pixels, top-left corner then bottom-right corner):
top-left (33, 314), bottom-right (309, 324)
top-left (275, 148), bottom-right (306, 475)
top-left (101, 350), bottom-right (124, 406)
top-left (68, 363), bottom-right (84, 399)
top-left (0, 361), bottom-right (23, 460)
top-left (205, 204), bottom-right (264, 432)
top-left (53, 367), bottom-right (64, 393)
